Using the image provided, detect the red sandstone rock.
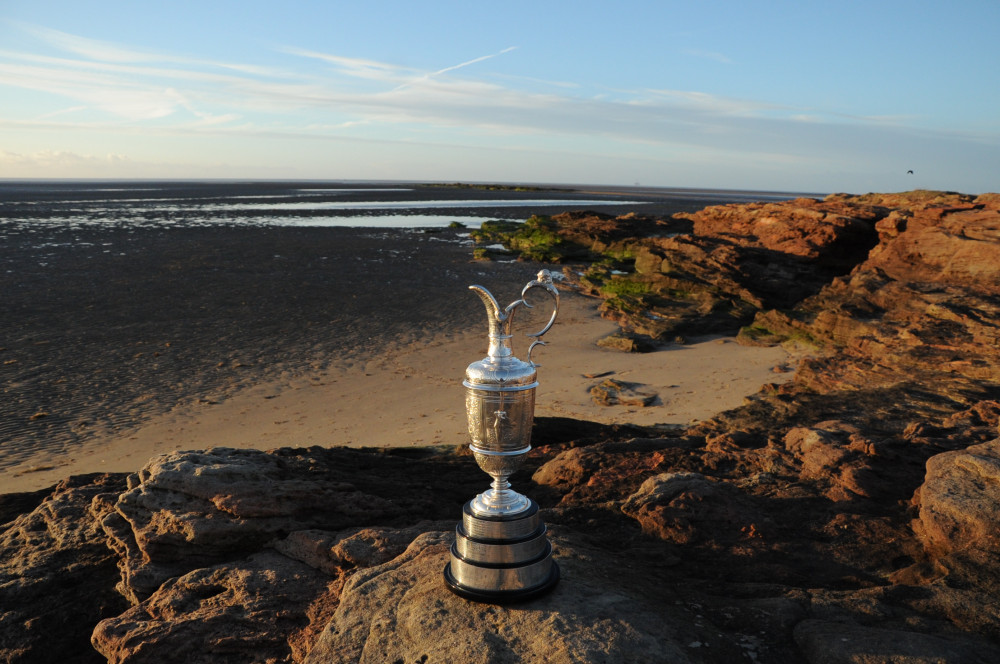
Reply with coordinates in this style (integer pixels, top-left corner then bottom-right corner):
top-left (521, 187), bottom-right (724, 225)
top-left (92, 550), bottom-right (337, 664)
top-left (783, 424), bottom-right (881, 501)
top-left (0, 473), bottom-right (129, 664)
top-left (620, 472), bottom-right (765, 546)
top-left (302, 530), bottom-right (742, 664)
top-left (861, 193), bottom-right (1000, 287)
top-left (915, 439), bottom-right (1000, 566)
top-left (681, 197), bottom-right (883, 268)
top-left (588, 377), bottom-right (658, 407)
top-left (99, 447), bottom-right (438, 602)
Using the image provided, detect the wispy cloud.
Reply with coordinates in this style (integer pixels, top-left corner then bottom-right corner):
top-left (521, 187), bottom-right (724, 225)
top-left (0, 148), bottom-right (132, 168)
top-left (490, 72), bottom-right (580, 90)
top-left (2, 21), bottom-right (996, 191)
top-left (17, 22), bottom-right (164, 63)
top-left (644, 88), bottom-right (781, 116)
top-left (37, 105), bottom-right (89, 119)
top-left (278, 47), bottom-right (417, 83)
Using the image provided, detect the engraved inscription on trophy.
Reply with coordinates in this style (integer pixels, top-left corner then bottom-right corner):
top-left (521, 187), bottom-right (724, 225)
top-left (443, 270), bottom-right (561, 602)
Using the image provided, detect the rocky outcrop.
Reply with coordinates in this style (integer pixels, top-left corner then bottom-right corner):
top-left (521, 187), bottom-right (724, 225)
top-left (92, 550), bottom-right (336, 663)
top-left (0, 473), bottom-right (130, 664)
top-left (5, 190), bottom-right (1000, 662)
top-left (96, 446), bottom-right (480, 603)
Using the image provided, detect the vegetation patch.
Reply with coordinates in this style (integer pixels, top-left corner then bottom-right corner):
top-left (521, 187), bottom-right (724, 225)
top-left (738, 323), bottom-right (822, 350)
top-left (599, 277), bottom-right (652, 299)
top-left (470, 215), bottom-right (592, 263)
top-left (470, 219), bottom-right (522, 244)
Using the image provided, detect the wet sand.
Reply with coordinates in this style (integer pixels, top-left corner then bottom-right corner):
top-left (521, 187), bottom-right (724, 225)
top-left (1, 184), bottom-right (796, 492)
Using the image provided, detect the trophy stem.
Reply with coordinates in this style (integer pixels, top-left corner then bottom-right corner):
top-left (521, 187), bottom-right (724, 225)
top-left (470, 469), bottom-right (530, 516)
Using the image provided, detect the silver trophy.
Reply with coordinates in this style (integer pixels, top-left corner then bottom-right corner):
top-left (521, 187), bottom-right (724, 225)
top-left (443, 270), bottom-right (561, 602)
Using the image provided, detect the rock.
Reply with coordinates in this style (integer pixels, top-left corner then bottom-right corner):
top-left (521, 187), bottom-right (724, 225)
top-left (0, 485), bottom-right (52, 527)
top-left (101, 447), bottom-right (393, 601)
top-left (91, 524), bottom-right (447, 663)
top-left (589, 378), bottom-right (658, 407)
top-left (915, 439), bottom-right (1000, 567)
top-left (864, 195), bottom-right (1000, 286)
top-left (793, 619), bottom-right (996, 664)
top-left (620, 472), bottom-right (761, 545)
top-left (682, 197), bottom-right (882, 269)
top-left (531, 445), bottom-right (604, 491)
top-left (595, 332), bottom-right (656, 352)
top-left (92, 552), bottom-right (336, 664)
top-left (0, 473), bottom-right (130, 664)
top-left (99, 446), bottom-right (471, 602)
top-left (92, 549), bottom-right (337, 664)
top-left (531, 437), bottom-right (699, 505)
top-left (272, 525), bottom-right (429, 575)
top-left (303, 530), bottom-right (722, 664)
top-left (783, 424), bottom-right (881, 501)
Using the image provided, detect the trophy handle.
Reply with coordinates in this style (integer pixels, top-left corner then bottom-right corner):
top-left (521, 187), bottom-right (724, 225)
top-left (527, 340), bottom-right (547, 367)
top-left (520, 270), bottom-right (560, 341)
top-left (470, 270), bottom-right (559, 363)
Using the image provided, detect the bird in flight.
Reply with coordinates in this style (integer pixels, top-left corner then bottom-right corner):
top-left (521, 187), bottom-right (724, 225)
top-left (907, 170), bottom-right (914, 174)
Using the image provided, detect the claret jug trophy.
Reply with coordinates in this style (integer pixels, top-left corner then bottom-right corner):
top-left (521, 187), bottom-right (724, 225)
top-left (443, 270), bottom-right (561, 602)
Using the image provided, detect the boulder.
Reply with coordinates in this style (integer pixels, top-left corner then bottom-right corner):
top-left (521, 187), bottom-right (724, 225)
top-left (589, 378), bottom-right (658, 407)
top-left (682, 196), bottom-right (882, 268)
top-left (915, 439), bottom-right (1000, 566)
top-left (0, 473), bottom-right (129, 664)
top-left (620, 472), bottom-right (761, 545)
top-left (864, 195), bottom-right (1000, 286)
top-left (783, 424), bottom-right (881, 501)
top-left (92, 550), bottom-right (336, 664)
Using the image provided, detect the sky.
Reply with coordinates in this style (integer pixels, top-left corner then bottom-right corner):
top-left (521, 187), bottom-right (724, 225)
top-left (0, 0), bottom-right (997, 194)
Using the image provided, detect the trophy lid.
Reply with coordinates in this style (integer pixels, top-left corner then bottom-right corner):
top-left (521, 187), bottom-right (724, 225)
top-left (463, 355), bottom-right (537, 391)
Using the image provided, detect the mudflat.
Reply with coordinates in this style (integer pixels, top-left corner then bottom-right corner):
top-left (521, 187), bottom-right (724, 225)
top-left (1, 185), bottom-right (794, 492)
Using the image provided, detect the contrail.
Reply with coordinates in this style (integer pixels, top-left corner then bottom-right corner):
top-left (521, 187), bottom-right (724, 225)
top-left (432, 46), bottom-right (517, 77)
top-left (393, 46), bottom-right (517, 91)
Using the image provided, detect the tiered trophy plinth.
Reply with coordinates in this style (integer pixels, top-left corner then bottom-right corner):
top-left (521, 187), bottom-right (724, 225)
top-left (444, 500), bottom-right (559, 602)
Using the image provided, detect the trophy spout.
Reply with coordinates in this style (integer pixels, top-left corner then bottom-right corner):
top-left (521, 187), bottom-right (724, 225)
top-left (469, 284), bottom-right (515, 361)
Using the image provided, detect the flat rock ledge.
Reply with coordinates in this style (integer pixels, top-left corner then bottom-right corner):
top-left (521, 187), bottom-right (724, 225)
top-left (2, 437), bottom-right (999, 664)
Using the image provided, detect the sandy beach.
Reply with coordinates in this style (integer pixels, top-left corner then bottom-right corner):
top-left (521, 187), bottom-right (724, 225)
top-left (1, 184), bottom-right (796, 493)
top-left (3, 287), bottom-right (792, 493)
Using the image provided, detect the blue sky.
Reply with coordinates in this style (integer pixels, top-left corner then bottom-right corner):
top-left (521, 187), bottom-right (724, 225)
top-left (0, 1), bottom-right (997, 193)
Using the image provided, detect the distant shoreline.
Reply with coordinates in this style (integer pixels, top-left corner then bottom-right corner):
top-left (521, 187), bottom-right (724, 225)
top-left (0, 177), bottom-right (825, 199)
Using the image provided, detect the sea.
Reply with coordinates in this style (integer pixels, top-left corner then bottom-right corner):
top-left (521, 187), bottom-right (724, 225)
top-left (0, 180), bottom-right (816, 233)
